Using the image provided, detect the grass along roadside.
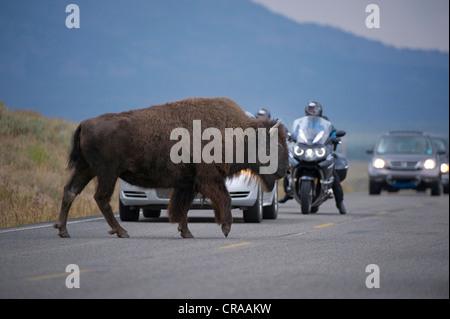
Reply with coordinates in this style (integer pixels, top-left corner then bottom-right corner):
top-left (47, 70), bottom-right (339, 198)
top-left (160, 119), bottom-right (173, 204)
top-left (0, 102), bottom-right (118, 228)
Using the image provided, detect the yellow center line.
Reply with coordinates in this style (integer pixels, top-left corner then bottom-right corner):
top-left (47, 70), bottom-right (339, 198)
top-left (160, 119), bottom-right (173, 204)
top-left (314, 223), bottom-right (335, 229)
top-left (376, 211), bottom-right (389, 215)
top-left (24, 270), bottom-right (90, 282)
top-left (219, 242), bottom-right (251, 249)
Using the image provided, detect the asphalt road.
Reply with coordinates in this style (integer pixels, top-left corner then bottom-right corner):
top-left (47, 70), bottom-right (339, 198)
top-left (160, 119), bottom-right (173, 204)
top-left (0, 191), bottom-right (448, 299)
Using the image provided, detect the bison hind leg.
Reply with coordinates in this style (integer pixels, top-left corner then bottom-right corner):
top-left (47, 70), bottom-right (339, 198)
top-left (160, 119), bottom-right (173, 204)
top-left (94, 175), bottom-right (129, 238)
top-left (168, 186), bottom-right (196, 238)
top-left (54, 166), bottom-right (94, 238)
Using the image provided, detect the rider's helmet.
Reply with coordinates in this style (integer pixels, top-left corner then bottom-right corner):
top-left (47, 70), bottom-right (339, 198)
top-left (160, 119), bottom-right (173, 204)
top-left (255, 108), bottom-right (271, 120)
top-left (305, 101), bottom-right (323, 117)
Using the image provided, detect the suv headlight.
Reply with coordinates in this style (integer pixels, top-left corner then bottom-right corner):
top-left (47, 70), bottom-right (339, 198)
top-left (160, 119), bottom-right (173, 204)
top-left (373, 158), bottom-right (385, 169)
top-left (423, 159), bottom-right (436, 170)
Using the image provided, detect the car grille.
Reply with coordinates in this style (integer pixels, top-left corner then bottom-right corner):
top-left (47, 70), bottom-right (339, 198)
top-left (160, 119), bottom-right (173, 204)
top-left (388, 161), bottom-right (420, 170)
top-left (230, 191), bottom-right (250, 198)
top-left (124, 188), bottom-right (251, 200)
top-left (122, 191), bottom-right (147, 199)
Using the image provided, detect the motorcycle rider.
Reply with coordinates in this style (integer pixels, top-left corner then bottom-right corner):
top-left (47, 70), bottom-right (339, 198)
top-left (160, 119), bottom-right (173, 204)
top-left (279, 101), bottom-right (347, 214)
top-left (255, 108), bottom-right (271, 120)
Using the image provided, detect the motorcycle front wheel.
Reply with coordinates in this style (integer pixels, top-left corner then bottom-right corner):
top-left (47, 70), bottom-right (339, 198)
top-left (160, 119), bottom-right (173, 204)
top-left (300, 180), bottom-right (314, 214)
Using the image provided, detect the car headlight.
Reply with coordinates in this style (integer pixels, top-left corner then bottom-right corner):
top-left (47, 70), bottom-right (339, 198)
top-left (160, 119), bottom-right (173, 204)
top-left (440, 163), bottom-right (449, 173)
top-left (423, 159), bottom-right (435, 170)
top-left (294, 145), bottom-right (304, 156)
top-left (373, 158), bottom-right (385, 169)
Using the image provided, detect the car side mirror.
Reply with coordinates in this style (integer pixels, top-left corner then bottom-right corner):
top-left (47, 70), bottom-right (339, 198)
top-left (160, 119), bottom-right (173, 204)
top-left (335, 130), bottom-right (346, 138)
top-left (366, 149), bottom-right (374, 154)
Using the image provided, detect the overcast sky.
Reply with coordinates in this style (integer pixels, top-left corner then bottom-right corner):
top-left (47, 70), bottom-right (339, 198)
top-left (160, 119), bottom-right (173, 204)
top-left (251, 0), bottom-right (449, 53)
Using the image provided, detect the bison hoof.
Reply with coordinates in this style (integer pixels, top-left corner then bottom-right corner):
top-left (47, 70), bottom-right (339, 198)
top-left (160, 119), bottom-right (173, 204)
top-left (54, 223), bottom-right (70, 238)
top-left (177, 224), bottom-right (194, 238)
top-left (179, 230), bottom-right (194, 238)
top-left (221, 224), bottom-right (231, 238)
top-left (108, 229), bottom-right (129, 238)
top-left (58, 232), bottom-right (71, 238)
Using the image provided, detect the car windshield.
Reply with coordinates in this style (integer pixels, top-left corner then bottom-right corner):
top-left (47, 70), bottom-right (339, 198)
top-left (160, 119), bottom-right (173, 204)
top-left (376, 136), bottom-right (433, 155)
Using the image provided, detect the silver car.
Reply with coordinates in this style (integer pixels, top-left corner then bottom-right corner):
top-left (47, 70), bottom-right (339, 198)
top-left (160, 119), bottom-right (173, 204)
top-left (118, 170), bottom-right (278, 223)
top-left (367, 131), bottom-right (442, 196)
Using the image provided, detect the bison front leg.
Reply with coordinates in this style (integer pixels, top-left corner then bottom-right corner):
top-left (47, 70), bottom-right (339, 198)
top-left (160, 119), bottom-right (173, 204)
top-left (215, 194), bottom-right (232, 238)
top-left (168, 186), bottom-right (195, 238)
top-left (199, 181), bottom-right (232, 238)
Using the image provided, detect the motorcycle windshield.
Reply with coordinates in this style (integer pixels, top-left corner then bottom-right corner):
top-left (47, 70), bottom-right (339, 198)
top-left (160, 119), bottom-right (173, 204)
top-left (292, 116), bottom-right (333, 145)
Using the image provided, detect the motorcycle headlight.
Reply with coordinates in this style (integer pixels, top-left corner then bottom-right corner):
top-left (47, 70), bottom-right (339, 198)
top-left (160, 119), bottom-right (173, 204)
top-left (305, 148), bottom-right (314, 159)
top-left (441, 163), bottom-right (449, 173)
top-left (294, 145), bottom-right (304, 156)
top-left (315, 147), bottom-right (326, 158)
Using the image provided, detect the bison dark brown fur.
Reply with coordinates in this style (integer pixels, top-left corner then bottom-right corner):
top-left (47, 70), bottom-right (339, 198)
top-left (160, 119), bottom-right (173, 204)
top-left (54, 97), bottom-right (289, 238)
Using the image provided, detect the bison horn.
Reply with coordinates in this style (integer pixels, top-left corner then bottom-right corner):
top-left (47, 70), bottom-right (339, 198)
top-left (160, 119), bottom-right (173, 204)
top-left (269, 120), bottom-right (282, 136)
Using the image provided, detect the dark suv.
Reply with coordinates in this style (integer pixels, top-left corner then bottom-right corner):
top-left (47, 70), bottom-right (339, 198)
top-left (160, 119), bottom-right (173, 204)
top-left (367, 131), bottom-right (442, 196)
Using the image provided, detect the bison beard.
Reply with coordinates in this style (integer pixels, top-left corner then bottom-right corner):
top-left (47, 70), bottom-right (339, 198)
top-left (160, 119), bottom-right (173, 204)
top-left (54, 97), bottom-right (289, 238)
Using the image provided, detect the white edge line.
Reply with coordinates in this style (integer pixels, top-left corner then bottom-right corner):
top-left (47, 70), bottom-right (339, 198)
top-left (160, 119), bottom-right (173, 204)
top-left (0, 216), bottom-right (105, 234)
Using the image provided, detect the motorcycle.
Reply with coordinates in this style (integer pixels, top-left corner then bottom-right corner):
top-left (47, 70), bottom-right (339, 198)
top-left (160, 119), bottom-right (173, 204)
top-left (287, 116), bottom-right (347, 214)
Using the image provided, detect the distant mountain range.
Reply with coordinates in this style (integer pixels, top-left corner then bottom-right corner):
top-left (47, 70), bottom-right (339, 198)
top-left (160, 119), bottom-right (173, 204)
top-left (1, 0), bottom-right (448, 159)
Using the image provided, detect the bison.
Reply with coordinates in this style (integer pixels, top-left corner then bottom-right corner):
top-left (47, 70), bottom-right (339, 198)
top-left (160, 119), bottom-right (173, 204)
top-left (54, 97), bottom-right (289, 238)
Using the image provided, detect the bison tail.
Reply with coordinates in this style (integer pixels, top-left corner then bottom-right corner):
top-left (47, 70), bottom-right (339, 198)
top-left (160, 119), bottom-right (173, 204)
top-left (67, 125), bottom-right (82, 171)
